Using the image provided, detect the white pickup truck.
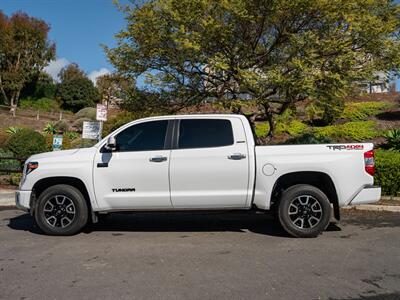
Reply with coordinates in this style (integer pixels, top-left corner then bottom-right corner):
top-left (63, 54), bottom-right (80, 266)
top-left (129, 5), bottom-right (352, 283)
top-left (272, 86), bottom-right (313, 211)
top-left (16, 114), bottom-right (381, 237)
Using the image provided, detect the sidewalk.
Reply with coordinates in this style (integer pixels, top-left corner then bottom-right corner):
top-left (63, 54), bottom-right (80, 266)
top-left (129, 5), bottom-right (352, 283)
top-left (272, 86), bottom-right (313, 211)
top-left (1, 188), bottom-right (399, 212)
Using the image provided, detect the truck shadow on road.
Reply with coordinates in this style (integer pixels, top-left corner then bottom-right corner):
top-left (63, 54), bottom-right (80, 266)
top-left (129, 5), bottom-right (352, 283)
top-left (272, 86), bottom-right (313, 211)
top-left (7, 211), bottom-right (343, 237)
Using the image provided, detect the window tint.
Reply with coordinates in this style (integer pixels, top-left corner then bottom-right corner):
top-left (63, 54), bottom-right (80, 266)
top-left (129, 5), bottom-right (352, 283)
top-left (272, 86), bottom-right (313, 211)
top-left (116, 120), bottom-right (168, 152)
top-left (178, 119), bottom-right (234, 149)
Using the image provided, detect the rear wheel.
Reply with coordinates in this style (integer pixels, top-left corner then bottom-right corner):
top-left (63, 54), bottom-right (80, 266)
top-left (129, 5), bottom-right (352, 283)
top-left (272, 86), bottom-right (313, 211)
top-left (35, 184), bottom-right (88, 235)
top-left (278, 184), bottom-right (331, 238)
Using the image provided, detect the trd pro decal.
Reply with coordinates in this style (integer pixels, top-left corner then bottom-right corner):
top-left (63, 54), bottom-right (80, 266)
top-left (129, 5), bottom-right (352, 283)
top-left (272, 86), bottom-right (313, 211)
top-left (326, 145), bottom-right (364, 151)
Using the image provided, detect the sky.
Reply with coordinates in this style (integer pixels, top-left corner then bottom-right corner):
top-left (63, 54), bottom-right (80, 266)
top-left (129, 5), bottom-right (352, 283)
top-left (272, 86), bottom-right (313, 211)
top-left (1, 0), bottom-right (128, 83)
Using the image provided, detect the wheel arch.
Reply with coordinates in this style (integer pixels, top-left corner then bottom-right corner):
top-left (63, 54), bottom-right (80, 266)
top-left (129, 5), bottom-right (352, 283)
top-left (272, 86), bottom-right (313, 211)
top-left (271, 171), bottom-right (340, 220)
top-left (31, 176), bottom-right (94, 221)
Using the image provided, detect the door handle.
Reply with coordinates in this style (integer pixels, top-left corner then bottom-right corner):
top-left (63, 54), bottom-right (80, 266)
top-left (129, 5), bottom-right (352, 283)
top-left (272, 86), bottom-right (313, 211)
top-left (228, 153), bottom-right (246, 160)
top-left (97, 162), bottom-right (108, 168)
top-left (149, 156), bottom-right (167, 162)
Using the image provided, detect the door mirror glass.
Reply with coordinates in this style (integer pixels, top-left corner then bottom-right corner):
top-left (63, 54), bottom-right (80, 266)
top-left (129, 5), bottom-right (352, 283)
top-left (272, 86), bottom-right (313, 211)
top-left (105, 136), bottom-right (117, 151)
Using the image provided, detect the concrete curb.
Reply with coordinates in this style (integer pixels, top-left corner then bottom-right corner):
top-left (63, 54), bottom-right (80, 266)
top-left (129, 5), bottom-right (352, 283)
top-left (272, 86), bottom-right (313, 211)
top-left (0, 191), bottom-right (15, 207)
top-left (342, 205), bottom-right (400, 212)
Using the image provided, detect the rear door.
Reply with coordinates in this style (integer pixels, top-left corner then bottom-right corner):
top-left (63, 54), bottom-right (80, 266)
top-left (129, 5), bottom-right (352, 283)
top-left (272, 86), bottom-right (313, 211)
top-left (169, 117), bottom-right (249, 208)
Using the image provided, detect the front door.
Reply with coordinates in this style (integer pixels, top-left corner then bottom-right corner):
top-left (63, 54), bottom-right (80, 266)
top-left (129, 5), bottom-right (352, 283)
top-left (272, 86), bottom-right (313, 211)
top-left (93, 120), bottom-right (172, 210)
top-left (170, 118), bottom-right (249, 208)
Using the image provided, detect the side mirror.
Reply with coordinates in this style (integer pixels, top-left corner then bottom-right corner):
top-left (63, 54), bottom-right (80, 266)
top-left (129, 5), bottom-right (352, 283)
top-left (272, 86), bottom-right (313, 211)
top-left (105, 136), bottom-right (117, 151)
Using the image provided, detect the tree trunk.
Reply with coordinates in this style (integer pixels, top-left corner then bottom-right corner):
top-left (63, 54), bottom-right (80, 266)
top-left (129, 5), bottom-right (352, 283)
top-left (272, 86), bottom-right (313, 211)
top-left (9, 90), bottom-right (20, 117)
top-left (10, 104), bottom-right (16, 117)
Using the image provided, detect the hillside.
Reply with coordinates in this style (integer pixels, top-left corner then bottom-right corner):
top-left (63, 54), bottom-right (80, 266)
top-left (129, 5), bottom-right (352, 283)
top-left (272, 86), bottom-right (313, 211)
top-left (0, 106), bottom-right (75, 132)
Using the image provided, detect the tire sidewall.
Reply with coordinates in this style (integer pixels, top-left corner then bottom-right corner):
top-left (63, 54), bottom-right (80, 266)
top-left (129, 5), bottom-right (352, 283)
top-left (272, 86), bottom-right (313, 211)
top-left (35, 184), bottom-right (88, 236)
top-left (278, 184), bottom-right (331, 238)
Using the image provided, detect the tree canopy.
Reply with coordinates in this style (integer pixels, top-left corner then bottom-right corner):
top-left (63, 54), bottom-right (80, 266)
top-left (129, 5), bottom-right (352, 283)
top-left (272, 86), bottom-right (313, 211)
top-left (106, 0), bottom-right (400, 137)
top-left (56, 63), bottom-right (100, 112)
top-left (0, 11), bottom-right (55, 112)
top-left (96, 73), bottom-right (135, 108)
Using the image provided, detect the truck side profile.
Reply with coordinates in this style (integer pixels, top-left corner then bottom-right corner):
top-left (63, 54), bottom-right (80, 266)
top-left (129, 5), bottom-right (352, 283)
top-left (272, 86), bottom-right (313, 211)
top-left (16, 114), bottom-right (381, 237)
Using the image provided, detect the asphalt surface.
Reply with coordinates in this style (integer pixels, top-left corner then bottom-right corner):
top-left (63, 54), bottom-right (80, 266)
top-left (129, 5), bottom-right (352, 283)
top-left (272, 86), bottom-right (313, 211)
top-left (0, 208), bottom-right (399, 300)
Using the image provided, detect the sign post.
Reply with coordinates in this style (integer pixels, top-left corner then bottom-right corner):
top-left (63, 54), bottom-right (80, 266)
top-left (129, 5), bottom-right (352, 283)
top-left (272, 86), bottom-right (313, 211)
top-left (96, 104), bottom-right (108, 141)
top-left (82, 122), bottom-right (101, 140)
top-left (52, 134), bottom-right (63, 151)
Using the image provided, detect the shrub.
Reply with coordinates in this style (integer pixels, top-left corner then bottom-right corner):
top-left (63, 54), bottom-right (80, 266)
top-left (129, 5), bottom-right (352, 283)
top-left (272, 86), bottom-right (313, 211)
top-left (313, 121), bottom-right (380, 141)
top-left (65, 131), bottom-right (79, 140)
top-left (20, 97), bottom-right (60, 112)
top-left (75, 107), bottom-right (97, 120)
top-left (276, 120), bottom-right (308, 136)
top-left (384, 129), bottom-right (400, 151)
top-left (254, 122), bottom-right (270, 138)
top-left (284, 133), bottom-right (333, 144)
top-left (374, 150), bottom-right (400, 196)
top-left (306, 98), bottom-right (344, 125)
top-left (5, 126), bottom-right (22, 135)
top-left (54, 120), bottom-right (70, 133)
top-left (0, 148), bottom-right (21, 172)
top-left (72, 117), bottom-right (92, 132)
top-left (254, 110), bottom-right (306, 138)
top-left (0, 131), bottom-right (8, 148)
top-left (43, 123), bottom-right (57, 134)
top-left (341, 101), bottom-right (391, 121)
top-left (5, 128), bottom-right (47, 158)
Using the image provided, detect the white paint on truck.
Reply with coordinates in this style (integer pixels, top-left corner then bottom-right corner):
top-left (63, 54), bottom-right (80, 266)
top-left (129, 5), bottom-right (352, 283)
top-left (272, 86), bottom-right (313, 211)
top-left (15, 114), bottom-right (381, 236)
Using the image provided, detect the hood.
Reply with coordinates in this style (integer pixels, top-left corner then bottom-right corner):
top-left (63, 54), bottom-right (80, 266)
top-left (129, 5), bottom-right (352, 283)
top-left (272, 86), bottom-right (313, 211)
top-left (27, 148), bottom-right (95, 162)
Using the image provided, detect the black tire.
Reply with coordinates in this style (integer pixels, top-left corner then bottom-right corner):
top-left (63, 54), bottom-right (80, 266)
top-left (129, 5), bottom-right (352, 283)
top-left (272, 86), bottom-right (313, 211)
top-left (34, 184), bottom-right (88, 236)
top-left (278, 184), bottom-right (331, 238)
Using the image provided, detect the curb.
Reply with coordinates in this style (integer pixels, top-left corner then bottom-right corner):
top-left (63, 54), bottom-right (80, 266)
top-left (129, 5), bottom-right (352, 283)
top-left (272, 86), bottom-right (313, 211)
top-left (342, 205), bottom-right (400, 213)
top-left (0, 192), bottom-right (15, 207)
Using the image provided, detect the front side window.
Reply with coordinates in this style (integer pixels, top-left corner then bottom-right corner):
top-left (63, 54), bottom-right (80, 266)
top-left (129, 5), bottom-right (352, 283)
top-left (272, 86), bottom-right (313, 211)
top-left (116, 120), bottom-right (168, 152)
top-left (178, 119), bottom-right (234, 149)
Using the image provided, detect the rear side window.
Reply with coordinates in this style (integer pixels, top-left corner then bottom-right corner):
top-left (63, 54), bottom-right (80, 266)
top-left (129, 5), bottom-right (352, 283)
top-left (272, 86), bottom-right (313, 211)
top-left (116, 120), bottom-right (168, 152)
top-left (178, 119), bottom-right (234, 149)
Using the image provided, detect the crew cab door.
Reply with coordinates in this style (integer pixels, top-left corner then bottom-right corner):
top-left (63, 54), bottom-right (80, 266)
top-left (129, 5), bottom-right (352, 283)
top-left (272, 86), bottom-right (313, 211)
top-left (170, 117), bottom-right (249, 208)
top-left (93, 120), bottom-right (173, 210)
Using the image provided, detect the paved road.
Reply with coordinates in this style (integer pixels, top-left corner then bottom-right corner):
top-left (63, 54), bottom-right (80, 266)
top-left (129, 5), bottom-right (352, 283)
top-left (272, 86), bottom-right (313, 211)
top-left (0, 208), bottom-right (399, 300)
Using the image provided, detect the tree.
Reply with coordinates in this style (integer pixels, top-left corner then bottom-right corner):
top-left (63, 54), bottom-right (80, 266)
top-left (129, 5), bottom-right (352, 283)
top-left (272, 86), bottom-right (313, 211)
top-left (56, 63), bottom-right (100, 112)
top-left (20, 72), bottom-right (57, 100)
top-left (96, 73), bottom-right (134, 109)
top-left (105, 0), bottom-right (400, 139)
top-left (0, 11), bottom-right (55, 114)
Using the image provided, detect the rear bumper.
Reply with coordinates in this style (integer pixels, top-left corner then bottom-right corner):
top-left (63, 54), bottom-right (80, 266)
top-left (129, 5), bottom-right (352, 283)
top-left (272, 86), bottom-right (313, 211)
top-left (349, 186), bottom-right (381, 206)
top-left (15, 190), bottom-right (31, 212)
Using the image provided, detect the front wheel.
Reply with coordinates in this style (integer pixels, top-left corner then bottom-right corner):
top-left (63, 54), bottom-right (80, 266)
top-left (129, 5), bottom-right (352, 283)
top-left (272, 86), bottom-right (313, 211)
top-left (278, 184), bottom-right (331, 238)
top-left (35, 184), bottom-right (88, 236)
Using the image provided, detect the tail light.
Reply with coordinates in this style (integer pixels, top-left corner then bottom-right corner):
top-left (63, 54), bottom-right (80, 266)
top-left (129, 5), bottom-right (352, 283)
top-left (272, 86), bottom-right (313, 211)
top-left (364, 150), bottom-right (375, 176)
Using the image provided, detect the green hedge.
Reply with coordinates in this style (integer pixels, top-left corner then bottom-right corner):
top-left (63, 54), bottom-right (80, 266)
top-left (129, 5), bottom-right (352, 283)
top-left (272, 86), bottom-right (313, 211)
top-left (5, 128), bottom-right (47, 158)
top-left (20, 97), bottom-right (60, 112)
top-left (0, 148), bottom-right (21, 172)
top-left (313, 121), bottom-right (380, 141)
top-left (374, 150), bottom-right (400, 196)
top-left (341, 101), bottom-right (391, 121)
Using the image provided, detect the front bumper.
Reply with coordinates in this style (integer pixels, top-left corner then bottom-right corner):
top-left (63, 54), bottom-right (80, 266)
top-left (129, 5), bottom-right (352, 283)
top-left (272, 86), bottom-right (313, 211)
top-left (349, 185), bottom-right (381, 206)
top-left (15, 190), bottom-right (32, 212)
